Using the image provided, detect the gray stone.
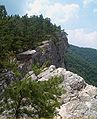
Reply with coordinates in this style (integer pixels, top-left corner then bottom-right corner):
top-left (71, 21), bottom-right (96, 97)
top-left (17, 50), bottom-right (36, 60)
top-left (30, 73), bottom-right (37, 81)
top-left (25, 71), bottom-right (37, 81)
top-left (37, 66), bottom-right (97, 118)
top-left (37, 65), bottom-right (56, 79)
top-left (1, 65), bottom-right (97, 118)
top-left (16, 31), bottom-right (68, 73)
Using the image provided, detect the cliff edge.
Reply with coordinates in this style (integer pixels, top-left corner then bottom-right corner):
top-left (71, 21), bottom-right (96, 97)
top-left (30, 65), bottom-right (97, 118)
top-left (17, 31), bottom-right (68, 72)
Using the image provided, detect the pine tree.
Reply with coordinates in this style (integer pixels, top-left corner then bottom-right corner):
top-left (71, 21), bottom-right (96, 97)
top-left (0, 76), bottom-right (65, 118)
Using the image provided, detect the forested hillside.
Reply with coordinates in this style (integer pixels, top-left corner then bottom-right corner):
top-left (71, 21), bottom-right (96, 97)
top-left (65, 45), bottom-right (97, 86)
top-left (0, 5), bottom-right (62, 70)
top-left (70, 45), bottom-right (97, 66)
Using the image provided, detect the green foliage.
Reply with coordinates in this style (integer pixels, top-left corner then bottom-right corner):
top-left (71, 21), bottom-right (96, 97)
top-left (65, 45), bottom-right (97, 86)
top-left (0, 76), bottom-right (65, 118)
top-left (42, 60), bottom-right (51, 68)
top-left (1, 53), bottom-right (21, 77)
top-left (32, 63), bottom-right (43, 75)
top-left (70, 45), bottom-right (97, 66)
top-left (0, 6), bottom-right (64, 117)
top-left (32, 61), bottom-right (50, 75)
top-left (0, 5), bottom-right (62, 69)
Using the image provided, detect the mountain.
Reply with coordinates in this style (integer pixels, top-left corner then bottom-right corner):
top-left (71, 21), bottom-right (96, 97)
top-left (1, 5), bottom-right (97, 118)
top-left (65, 45), bottom-right (97, 86)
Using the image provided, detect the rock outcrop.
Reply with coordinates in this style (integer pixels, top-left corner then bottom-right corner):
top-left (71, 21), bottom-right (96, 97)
top-left (1, 30), bottom-right (97, 118)
top-left (17, 31), bottom-right (68, 72)
top-left (1, 65), bottom-right (97, 118)
top-left (26, 65), bottom-right (97, 118)
top-left (0, 31), bottom-right (68, 94)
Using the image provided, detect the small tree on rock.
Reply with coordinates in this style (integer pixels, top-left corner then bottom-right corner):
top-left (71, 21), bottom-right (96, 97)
top-left (0, 76), bottom-right (65, 118)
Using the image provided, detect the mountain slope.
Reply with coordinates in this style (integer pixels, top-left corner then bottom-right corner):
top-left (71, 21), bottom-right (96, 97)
top-left (65, 45), bottom-right (97, 86)
top-left (70, 45), bottom-right (97, 66)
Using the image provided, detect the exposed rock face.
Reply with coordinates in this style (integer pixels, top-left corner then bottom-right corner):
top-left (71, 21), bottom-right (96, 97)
top-left (26, 65), bottom-right (97, 118)
top-left (0, 31), bottom-right (68, 95)
top-left (1, 65), bottom-right (97, 118)
top-left (17, 31), bottom-right (68, 71)
top-left (1, 30), bottom-right (97, 118)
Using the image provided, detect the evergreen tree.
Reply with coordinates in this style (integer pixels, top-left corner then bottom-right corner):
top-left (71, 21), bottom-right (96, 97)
top-left (0, 76), bottom-right (64, 118)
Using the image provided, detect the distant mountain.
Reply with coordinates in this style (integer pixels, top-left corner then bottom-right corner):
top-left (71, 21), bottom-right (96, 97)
top-left (65, 45), bottom-right (97, 86)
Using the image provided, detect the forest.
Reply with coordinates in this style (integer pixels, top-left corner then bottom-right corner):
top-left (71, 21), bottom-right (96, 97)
top-left (65, 45), bottom-right (97, 86)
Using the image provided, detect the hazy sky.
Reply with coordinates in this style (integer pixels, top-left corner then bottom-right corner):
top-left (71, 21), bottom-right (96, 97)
top-left (1, 0), bottom-right (97, 49)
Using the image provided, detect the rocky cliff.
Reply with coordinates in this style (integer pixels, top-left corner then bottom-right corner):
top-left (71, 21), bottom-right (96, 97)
top-left (0, 31), bottom-right (68, 95)
top-left (1, 30), bottom-right (97, 118)
top-left (17, 31), bottom-right (68, 72)
top-left (27, 65), bottom-right (97, 118)
top-left (1, 65), bottom-right (97, 118)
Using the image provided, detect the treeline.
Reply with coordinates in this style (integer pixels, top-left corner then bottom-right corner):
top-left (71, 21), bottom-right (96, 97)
top-left (65, 45), bottom-right (97, 86)
top-left (0, 5), bottom-right (61, 69)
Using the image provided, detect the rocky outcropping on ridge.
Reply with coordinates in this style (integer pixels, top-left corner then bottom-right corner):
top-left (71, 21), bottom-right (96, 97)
top-left (27, 65), bottom-right (97, 118)
top-left (17, 31), bottom-right (68, 72)
top-left (0, 31), bottom-right (68, 94)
